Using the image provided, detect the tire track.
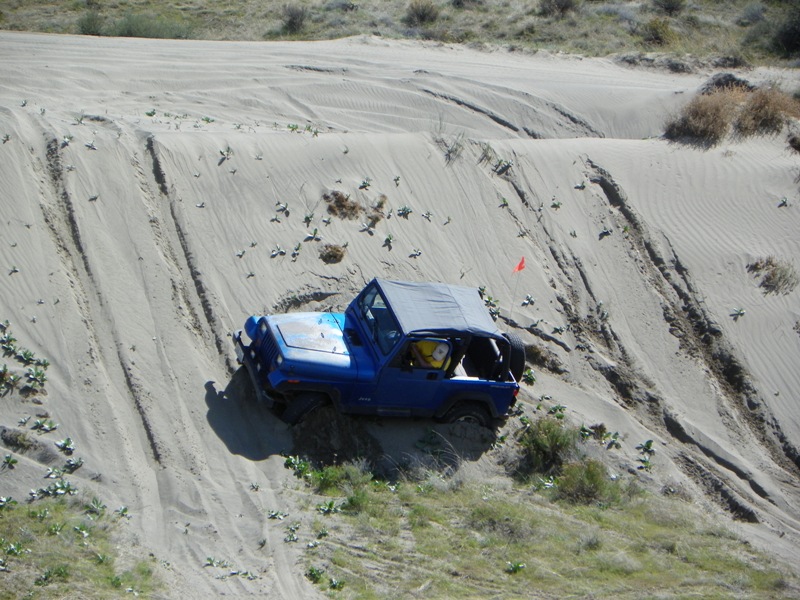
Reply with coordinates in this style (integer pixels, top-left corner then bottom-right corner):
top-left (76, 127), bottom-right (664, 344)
top-left (42, 135), bottom-right (163, 465)
top-left (144, 135), bottom-right (236, 374)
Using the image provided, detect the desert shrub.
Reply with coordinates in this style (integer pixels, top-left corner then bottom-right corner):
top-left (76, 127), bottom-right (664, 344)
top-left (664, 88), bottom-right (743, 145)
top-left (651, 0), bottom-right (685, 17)
top-left (539, 0), bottom-right (580, 18)
top-left (110, 13), bottom-right (191, 38)
top-left (735, 87), bottom-right (798, 136)
top-left (405, 0), bottom-right (440, 25)
top-left (771, 3), bottom-right (800, 57)
top-left (451, 0), bottom-right (480, 7)
top-left (747, 256), bottom-right (799, 295)
top-left (789, 133), bottom-right (800, 154)
top-left (553, 459), bottom-right (619, 505)
top-left (515, 417), bottom-right (579, 478)
top-left (324, 190), bottom-right (361, 219)
top-left (282, 4), bottom-right (308, 34)
top-left (319, 244), bottom-right (346, 264)
top-left (312, 461), bottom-right (372, 494)
top-left (737, 2), bottom-right (765, 26)
top-left (77, 10), bottom-right (104, 35)
top-left (639, 17), bottom-right (676, 45)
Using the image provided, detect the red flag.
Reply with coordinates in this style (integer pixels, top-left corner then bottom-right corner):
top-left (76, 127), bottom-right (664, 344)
top-left (513, 257), bottom-right (525, 273)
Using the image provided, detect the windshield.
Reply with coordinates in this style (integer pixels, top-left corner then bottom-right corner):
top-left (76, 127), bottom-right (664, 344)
top-left (358, 285), bottom-right (401, 354)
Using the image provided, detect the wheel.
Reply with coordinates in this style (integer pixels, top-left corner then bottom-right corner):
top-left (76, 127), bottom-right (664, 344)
top-left (444, 402), bottom-right (492, 428)
top-left (504, 333), bottom-right (526, 383)
top-left (281, 392), bottom-right (326, 425)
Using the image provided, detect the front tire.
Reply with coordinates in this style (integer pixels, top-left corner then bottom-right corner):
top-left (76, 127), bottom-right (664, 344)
top-left (281, 392), bottom-right (326, 425)
top-left (443, 402), bottom-right (492, 428)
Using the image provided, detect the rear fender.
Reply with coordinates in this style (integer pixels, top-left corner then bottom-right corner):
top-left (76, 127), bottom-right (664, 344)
top-left (434, 391), bottom-right (498, 420)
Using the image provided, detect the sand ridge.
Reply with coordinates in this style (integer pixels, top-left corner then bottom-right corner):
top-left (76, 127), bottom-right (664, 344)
top-left (1, 31), bottom-right (799, 597)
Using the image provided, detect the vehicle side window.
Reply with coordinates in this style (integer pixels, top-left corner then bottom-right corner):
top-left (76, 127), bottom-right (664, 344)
top-left (405, 339), bottom-right (451, 370)
top-left (359, 285), bottom-right (401, 354)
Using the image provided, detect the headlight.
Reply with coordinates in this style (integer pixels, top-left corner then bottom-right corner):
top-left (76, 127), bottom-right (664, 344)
top-left (275, 354), bottom-right (283, 367)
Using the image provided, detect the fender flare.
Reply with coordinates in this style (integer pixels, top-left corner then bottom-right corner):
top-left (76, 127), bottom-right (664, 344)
top-left (435, 391), bottom-right (498, 420)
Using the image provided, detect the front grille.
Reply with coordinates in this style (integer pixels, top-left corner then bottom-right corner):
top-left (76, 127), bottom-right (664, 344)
top-left (255, 324), bottom-right (278, 372)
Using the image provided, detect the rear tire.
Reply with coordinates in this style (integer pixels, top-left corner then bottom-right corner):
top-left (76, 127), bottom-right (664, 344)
top-left (505, 333), bottom-right (526, 383)
top-left (281, 392), bottom-right (326, 425)
top-left (443, 402), bottom-right (492, 428)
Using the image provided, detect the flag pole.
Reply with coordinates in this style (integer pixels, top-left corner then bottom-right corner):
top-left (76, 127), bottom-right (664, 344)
top-left (507, 257), bottom-right (525, 331)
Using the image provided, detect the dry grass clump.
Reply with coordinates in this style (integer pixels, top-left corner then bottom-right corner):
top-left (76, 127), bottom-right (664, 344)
top-left (664, 88), bottom-right (744, 145)
top-left (735, 87), bottom-right (800, 137)
top-left (651, 0), bottom-right (685, 17)
top-left (747, 256), bottom-right (799, 295)
top-left (319, 243), bottom-right (346, 263)
top-left (405, 0), bottom-right (439, 26)
top-left (639, 16), bottom-right (677, 45)
top-left (281, 4), bottom-right (308, 34)
top-left (665, 85), bottom-right (799, 146)
top-left (323, 190), bottom-right (361, 219)
top-left (539, 0), bottom-right (580, 18)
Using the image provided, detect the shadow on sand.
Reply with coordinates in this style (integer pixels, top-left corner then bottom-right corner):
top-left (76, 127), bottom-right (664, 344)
top-left (204, 367), bottom-right (293, 461)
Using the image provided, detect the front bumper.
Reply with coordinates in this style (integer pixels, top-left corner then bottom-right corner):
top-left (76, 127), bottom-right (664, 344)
top-left (232, 330), bottom-right (275, 408)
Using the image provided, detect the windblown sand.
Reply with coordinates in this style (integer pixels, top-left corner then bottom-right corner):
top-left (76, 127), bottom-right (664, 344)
top-left (1, 32), bottom-right (799, 597)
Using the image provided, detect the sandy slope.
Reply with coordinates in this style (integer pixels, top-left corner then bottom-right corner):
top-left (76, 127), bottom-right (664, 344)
top-left (1, 31), bottom-right (799, 597)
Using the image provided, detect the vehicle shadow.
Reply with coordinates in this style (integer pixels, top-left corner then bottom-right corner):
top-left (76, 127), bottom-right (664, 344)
top-left (204, 368), bottom-right (293, 461)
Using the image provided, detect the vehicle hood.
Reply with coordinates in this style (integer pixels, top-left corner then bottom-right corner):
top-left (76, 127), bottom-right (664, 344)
top-left (272, 312), bottom-right (349, 356)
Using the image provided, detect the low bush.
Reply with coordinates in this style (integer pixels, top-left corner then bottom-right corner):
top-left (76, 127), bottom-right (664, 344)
top-left (539, 0), bottom-right (580, 18)
top-left (319, 244), bottom-right (346, 264)
top-left (282, 4), bottom-right (308, 34)
top-left (771, 3), bottom-right (800, 57)
top-left (515, 416), bottom-right (579, 478)
top-left (553, 459), bottom-right (619, 505)
top-left (736, 87), bottom-right (799, 136)
top-left (405, 0), bottom-right (440, 26)
top-left (77, 10), bottom-right (104, 35)
top-left (664, 88), bottom-right (743, 145)
top-left (639, 17), bottom-right (676, 46)
top-left (651, 0), bottom-right (685, 17)
top-left (109, 13), bottom-right (191, 39)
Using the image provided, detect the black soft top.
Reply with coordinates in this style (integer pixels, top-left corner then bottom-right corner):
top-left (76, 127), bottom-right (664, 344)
top-left (374, 278), bottom-right (505, 341)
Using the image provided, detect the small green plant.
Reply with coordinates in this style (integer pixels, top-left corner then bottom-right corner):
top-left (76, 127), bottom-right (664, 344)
top-left (2, 454), bottom-right (18, 470)
top-left (284, 455), bottom-right (311, 478)
top-left (522, 368), bottom-right (536, 385)
top-left (85, 497), bottom-right (106, 517)
top-left (55, 438), bottom-right (75, 455)
top-left (359, 177), bottom-right (371, 190)
top-left (636, 439), bottom-right (656, 471)
top-left (329, 577), bottom-right (345, 589)
top-left (316, 500), bottom-right (340, 515)
top-left (32, 418), bottom-right (58, 433)
top-left (145, 108), bottom-right (156, 117)
top-left (397, 205), bottom-right (412, 218)
top-left (505, 560), bottom-right (526, 574)
top-left (306, 566), bottom-right (326, 584)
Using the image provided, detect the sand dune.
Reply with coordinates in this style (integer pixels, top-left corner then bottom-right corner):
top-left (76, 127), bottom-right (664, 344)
top-left (1, 31), bottom-right (799, 597)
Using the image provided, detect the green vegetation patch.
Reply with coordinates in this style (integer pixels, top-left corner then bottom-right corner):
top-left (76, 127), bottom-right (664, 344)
top-left (0, 496), bottom-right (157, 599)
top-left (283, 417), bottom-right (796, 599)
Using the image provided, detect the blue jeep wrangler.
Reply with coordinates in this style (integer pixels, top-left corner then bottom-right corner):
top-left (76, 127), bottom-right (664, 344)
top-left (233, 278), bottom-right (525, 427)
